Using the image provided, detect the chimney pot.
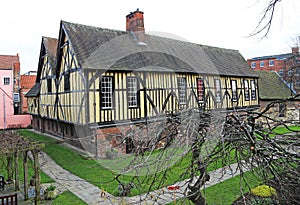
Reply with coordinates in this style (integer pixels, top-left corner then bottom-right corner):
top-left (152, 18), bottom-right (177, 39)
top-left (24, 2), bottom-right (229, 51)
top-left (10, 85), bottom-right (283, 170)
top-left (126, 9), bottom-right (145, 42)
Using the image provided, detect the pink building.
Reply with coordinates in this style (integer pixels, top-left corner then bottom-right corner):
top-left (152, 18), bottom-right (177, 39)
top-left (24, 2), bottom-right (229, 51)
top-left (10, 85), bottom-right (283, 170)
top-left (0, 54), bottom-right (31, 129)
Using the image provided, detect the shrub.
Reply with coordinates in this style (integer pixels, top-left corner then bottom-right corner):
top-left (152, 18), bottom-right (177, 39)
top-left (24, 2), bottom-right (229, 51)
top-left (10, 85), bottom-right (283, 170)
top-left (105, 148), bottom-right (118, 159)
top-left (250, 185), bottom-right (276, 197)
top-left (46, 184), bottom-right (56, 192)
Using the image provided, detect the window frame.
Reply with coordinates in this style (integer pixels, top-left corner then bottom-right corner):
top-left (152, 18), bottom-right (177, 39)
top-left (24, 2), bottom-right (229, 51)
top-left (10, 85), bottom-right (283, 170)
top-left (250, 80), bottom-right (257, 100)
top-left (214, 78), bottom-right (222, 103)
top-left (231, 80), bottom-right (238, 102)
top-left (127, 77), bottom-right (140, 108)
top-left (13, 93), bottom-right (20, 102)
top-left (251, 62), bottom-right (256, 69)
top-left (64, 71), bottom-right (70, 92)
top-left (244, 80), bottom-right (250, 101)
top-left (47, 78), bottom-right (52, 93)
top-left (196, 78), bottom-right (205, 102)
top-left (178, 77), bottom-right (187, 105)
top-left (269, 60), bottom-right (274, 66)
top-left (260, 61), bottom-right (265, 67)
top-left (278, 69), bottom-right (284, 77)
top-left (278, 103), bottom-right (286, 117)
top-left (100, 76), bottom-right (114, 109)
top-left (3, 77), bottom-right (10, 85)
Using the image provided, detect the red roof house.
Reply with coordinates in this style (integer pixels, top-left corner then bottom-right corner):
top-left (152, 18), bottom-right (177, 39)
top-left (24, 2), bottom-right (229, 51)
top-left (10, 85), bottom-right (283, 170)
top-left (20, 75), bottom-right (37, 113)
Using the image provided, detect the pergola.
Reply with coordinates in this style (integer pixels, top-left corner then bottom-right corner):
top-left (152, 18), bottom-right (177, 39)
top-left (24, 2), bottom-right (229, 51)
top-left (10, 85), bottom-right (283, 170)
top-left (0, 131), bottom-right (44, 205)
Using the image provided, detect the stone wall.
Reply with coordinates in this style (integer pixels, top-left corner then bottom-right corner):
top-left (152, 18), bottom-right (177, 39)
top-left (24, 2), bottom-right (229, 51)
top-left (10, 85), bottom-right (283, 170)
top-left (258, 100), bottom-right (300, 125)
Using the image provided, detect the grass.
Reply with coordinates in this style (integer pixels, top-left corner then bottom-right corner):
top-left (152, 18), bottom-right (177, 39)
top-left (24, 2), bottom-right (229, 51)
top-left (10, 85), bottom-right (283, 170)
top-left (257, 125), bottom-right (300, 138)
top-left (271, 125), bottom-right (300, 134)
top-left (51, 191), bottom-right (87, 205)
top-left (0, 153), bottom-right (53, 184)
top-left (18, 129), bottom-right (237, 196)
top-left (203, 169), bottom-right (262, 205)
top-left (166, 169), bottom-right (262, 205)
top-left (16, 128), bottom-right (269, 204)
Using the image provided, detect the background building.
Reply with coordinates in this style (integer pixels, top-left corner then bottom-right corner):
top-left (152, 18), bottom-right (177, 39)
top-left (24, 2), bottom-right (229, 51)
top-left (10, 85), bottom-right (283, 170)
top-left (0, 54), bottom-right (31, 129)
top-left (247, 47), bottom-right (300, 93)
top-left (20, 73), bottom-right (36, 113)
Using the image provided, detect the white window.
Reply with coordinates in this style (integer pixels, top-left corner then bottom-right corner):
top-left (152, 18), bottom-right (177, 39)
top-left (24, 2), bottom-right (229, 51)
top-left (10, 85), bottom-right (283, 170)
top-left (251, 80), bottom-right (256, 100)
top-left (269, 60), bottom-right (274, 66)
top-left (127, 77), bottom-right (139, 107)
top-left (251, 62), bottom-right (256, 68)
top-left (178, 77), bottom-right (187, 104)
top-left (3, 77), bottom-right (10, 85)
top-left (278, 69), bottom-right (284, 77)
top-left (279, 103), bottom-right (286, 117)
top-left (13, 93), bottom-right (20, 102)
top-left (197, 78), bottom-right (205, 102)
top-left (260, 61), bottom-right (265, 67)
top-left (214, 79), bottom-right (221, 103)
top-left (244, 80), bottom-right (250, 101)
top-left (100, 76), bottom-right (113, 109)
top-left (231, 80), bottom-right (237, 102)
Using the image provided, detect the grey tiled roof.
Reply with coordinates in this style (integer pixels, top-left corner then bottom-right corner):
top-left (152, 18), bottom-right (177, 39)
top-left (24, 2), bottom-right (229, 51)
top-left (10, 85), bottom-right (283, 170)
top-left (256, 71), bottom-right (293, 100)
top-left (43, 36), bottom-right (57, 70)
top-left (251, 53), bottom-right (294, 61)
top-left (61, 21), bottom-right (257, 77)
top-left (25, 83), bottom-right (40, 97)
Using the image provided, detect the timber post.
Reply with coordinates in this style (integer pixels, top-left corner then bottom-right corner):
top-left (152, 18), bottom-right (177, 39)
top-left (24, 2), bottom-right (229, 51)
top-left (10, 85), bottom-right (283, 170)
top-left (23, 151), bottom-right (29, 200)
top-left (32, 149), bottom-right (41, 205)
top-left (14, 151), bottom-right (19, 191)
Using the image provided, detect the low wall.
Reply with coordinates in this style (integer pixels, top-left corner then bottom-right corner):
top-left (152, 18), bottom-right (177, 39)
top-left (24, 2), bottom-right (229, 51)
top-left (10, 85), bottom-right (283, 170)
top-left (0, 114), bottom-right (31, 129)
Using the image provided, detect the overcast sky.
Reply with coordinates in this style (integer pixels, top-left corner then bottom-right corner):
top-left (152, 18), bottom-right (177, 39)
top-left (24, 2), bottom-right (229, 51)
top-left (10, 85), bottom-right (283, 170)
top-left (1, 0), bottom-right (299, 74)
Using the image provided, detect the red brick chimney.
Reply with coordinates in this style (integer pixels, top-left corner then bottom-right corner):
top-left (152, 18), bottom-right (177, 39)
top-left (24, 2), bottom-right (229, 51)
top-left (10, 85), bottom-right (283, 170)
top-left (126, 9), bottom-right (145, 42)
top-left (292, 47), bottom-right (299, 54)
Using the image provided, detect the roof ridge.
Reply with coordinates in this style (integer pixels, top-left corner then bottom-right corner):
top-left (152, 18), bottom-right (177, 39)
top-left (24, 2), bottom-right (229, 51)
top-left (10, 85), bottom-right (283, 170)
top-left (61, 20), bottom-right (239, 53)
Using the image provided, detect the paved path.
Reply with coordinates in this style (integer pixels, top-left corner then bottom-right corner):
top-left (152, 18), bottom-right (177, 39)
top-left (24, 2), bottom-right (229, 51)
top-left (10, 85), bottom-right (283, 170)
top-left (37, 151), bottom-right (251, 205)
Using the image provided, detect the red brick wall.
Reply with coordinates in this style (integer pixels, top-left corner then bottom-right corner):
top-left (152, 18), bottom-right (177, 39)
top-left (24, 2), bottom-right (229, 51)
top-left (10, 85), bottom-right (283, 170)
top-left (247, 59), bottom-right (283, 72)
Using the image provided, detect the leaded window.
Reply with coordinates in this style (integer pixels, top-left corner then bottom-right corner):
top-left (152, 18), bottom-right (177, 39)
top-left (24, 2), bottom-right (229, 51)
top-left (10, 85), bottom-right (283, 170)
top-left (214, 79), bottom-right (222, 103)
top-left (197, 78), bottom-right (205, 102)
top-left (64, 72), bottom-right (70, 91)
top-left (178, 77), bottom-right (187, 105)
top-left (127, 77), bottom-right (139, 107)
top-left (3, 77), bottom-right (10, 85)
top-left (244, 80), bottom-right (250, 101)
top-left (231, 80), bottom-right (238, 102)
top-left (100, 76), bottom-right (113, 109)
top-left (251, 80), bottom-right (256, 100)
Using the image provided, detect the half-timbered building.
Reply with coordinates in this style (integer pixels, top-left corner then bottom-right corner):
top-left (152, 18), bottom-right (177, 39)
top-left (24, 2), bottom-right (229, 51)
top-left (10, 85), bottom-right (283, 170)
top-left (27, 9), bottom-right (259, 156)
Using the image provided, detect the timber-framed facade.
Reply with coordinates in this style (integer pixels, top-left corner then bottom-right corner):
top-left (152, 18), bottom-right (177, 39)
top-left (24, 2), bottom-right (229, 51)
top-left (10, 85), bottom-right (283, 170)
top-left (27, 10), bottom-right (259, 156)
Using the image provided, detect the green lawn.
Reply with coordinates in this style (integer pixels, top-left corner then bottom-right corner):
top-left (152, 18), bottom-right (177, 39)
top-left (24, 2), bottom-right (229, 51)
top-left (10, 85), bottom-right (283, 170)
top-left (18, 129), bottom-right (202, 196)
top-left (271, 125), bottom-right (300, 134)
top-left (51, 191), bottom-right (87, 205)
top-left (18, 129), bottom-right (237, 196)
top-left (0, 154), bottom-right (53, 184)
top-left (167, 169), bottom-right (262, 205)
top-left (15, 130), bottom-right (276, 204)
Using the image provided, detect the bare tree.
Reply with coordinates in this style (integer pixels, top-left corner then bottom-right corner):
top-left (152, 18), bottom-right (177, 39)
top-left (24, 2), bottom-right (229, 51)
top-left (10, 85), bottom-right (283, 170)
top-left (251, 0), bottom-right (282, 38)
top-left (112, 98), bottom-right (299, 204)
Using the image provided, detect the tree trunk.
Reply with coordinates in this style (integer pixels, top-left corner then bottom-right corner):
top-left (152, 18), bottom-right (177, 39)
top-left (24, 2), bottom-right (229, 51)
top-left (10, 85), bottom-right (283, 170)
top-left (24, 151), bottom-right (29, 200)
top-left (32, 149), bottom-right (41, 205)
top-left (14, 152), bottom-right (19, 191)
top-left (6, 153), bottom-right (13, 182)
